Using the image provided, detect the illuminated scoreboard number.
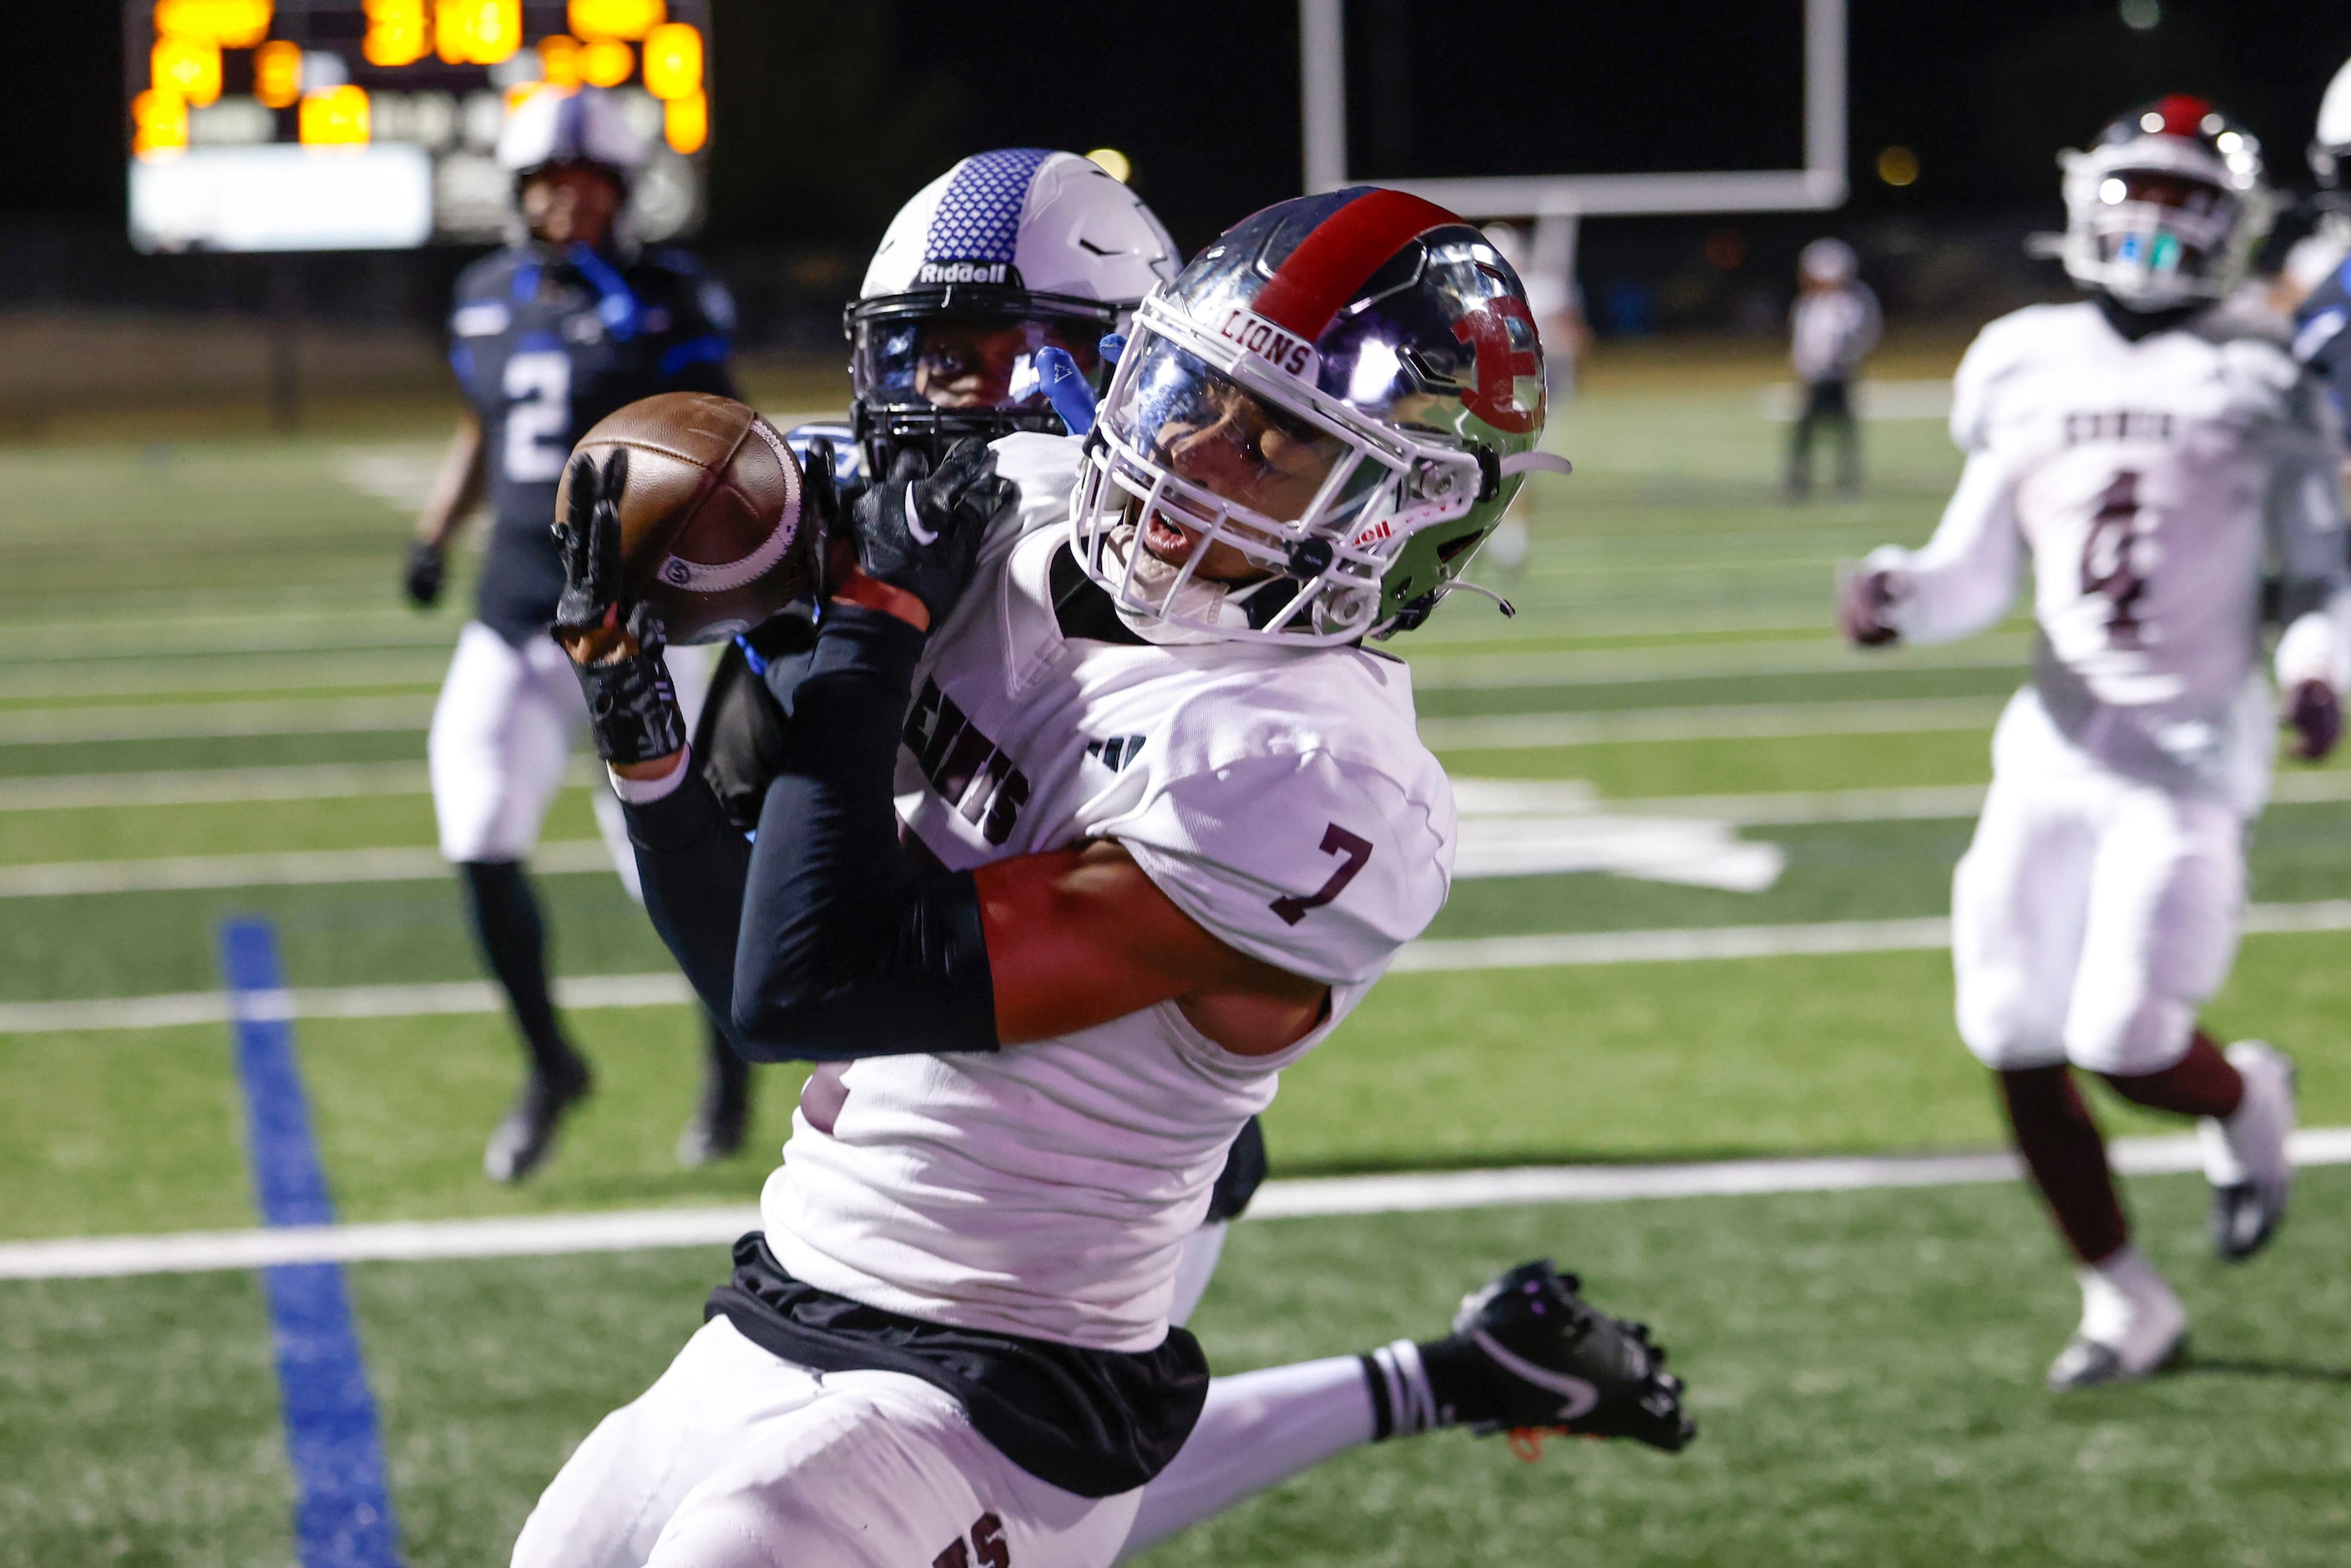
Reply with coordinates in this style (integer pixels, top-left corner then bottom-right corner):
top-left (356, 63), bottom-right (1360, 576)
top-left (124, 0), bottom-right (712, 253)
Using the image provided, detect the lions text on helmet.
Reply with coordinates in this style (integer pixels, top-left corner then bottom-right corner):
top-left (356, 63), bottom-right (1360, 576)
top-left (1070, 187), bottom-right (1570, 647)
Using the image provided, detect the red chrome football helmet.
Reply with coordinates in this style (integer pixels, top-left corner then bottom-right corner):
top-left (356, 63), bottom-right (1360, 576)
top-left (1069, 187), bottom-right (1570, 645)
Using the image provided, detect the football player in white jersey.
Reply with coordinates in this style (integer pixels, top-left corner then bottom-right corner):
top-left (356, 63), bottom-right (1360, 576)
top-left (518, 188), bottom-right (1690, 1567)
top-left (1840, 97), bottom-right (2343, 1391)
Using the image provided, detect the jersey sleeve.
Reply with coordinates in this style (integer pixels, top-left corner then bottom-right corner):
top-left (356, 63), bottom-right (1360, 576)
top-left (1100, 746), bottom-right (1454, 989)
top-left (1947, 311), bottom-right (2032, 453)
top-left (2293, 265), bottom-right (2351, 408)
top-left (1873, 448), bottom-right (2024, 645)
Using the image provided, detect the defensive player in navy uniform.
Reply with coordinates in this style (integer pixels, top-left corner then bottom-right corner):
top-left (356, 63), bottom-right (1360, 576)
top-left (402, 86), bottom-right (751, 1181)
top-left (513, 186), bottom-right (1688, 1568)
top-left (2293, 57), bottom-right (2351, 412)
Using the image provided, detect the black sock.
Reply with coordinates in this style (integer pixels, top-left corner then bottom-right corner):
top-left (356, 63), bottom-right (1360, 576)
top-left (458, 860), bottom-right (583, 1083)
top-left (699, 1005), bottom-right (748, 1112)
top-left (1358, 1338), bottom-right (1486, 1438)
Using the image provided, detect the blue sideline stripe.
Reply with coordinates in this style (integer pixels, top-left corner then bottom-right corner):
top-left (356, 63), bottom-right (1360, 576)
top-left (220, 918), bottom-right (404, 1568)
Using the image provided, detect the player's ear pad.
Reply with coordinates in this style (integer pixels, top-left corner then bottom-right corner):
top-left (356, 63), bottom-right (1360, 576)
top-left (560, 392), bottom-right (814, 644)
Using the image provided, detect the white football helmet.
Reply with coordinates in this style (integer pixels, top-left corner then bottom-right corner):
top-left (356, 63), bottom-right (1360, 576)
top-left (2313, 56), bottom-right (2351, 188)
top-left (2060, 94), bottom-right (2275, 313)
top-left (845, 149), bottom-right (1179, 473)
top-left (495, 86), bottom-right (649, 183)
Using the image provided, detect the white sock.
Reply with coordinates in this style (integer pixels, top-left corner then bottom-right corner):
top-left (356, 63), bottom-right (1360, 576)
top-left (1115, 1357), bottom-right (1378, 1560)
top-left (2076, 1244), bottom-right (2164, 1345)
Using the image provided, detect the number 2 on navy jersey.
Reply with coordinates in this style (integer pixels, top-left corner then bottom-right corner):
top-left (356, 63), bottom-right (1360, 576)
top-left (2081, 468), bottom-right (2147, 647)
top-left (502, 350), bottom-right (572, 483)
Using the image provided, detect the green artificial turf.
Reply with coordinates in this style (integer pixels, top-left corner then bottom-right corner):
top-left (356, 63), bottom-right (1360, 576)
top-left (8, 374), bottom-right (2349, 1565)
top-left (7, 1173), bottom-right (2348, 1567)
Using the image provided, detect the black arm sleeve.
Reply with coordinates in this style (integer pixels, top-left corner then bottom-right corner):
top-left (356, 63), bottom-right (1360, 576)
top-left (727, 604), bottom-right (998, 1060)
top-left (624, 604), bottom-right (997, 1063)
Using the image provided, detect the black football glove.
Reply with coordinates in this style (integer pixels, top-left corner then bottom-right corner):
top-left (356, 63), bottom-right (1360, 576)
top-left (551, 448), bottom-right (687, 766)
top-left (403, 539), bottom-right (444, 607)
top-left (851, 438), bottom-right (1015, 629)
top-left (1837, 563), bottom-right (1901, 647)
top-left (797, 435), bottom-right (847, 601)
top-left (2287, 678), bottom-right (2343, 761)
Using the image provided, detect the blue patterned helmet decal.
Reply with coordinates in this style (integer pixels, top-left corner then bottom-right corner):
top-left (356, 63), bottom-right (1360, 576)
top-left (921, 148), bottom-right (1054, 281)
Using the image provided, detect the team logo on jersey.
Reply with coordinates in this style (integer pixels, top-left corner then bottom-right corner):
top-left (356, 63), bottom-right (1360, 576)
top-left (1086, 734), bottom-right (1146, 771)
top-left (904, 677), bottom-right (1030, 845)
top-left (1218, 309), bottom-right (1319, 379)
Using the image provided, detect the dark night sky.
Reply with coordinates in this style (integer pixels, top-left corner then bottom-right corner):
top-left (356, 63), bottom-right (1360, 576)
top-left (13, 2), bottom-right (2351, 255)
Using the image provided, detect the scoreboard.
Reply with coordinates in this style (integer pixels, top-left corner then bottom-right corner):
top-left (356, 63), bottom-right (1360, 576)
top-left (124, 0), bottom-right (712, 253)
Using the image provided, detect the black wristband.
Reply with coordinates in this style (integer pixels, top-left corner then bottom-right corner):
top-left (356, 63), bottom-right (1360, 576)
top-left (574, 647), bottom-right (688, 764)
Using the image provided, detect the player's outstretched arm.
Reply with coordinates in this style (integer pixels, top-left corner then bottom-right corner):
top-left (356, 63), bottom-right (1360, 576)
top-left (1840, 449), bottom-right (2022, 648)
top-left (405, 411), bottom-right (486, 607)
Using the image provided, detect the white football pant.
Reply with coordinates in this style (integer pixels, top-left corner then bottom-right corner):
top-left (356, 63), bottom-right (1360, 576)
top-left (1953, 760), bottom-right (2245, 1077)
top-left (429, 620), bottom-right (710, 875)
top-left (512, 1317), bottom-right (1138, 1568)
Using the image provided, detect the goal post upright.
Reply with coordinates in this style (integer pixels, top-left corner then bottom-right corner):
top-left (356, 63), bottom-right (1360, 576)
top-left (1297, 0), bottom-right (1848, 311)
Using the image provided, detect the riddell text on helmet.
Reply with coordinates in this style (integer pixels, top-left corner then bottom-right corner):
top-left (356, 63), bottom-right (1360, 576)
top-left (918, 260), bottom-right (1015, 285)
top-left (1218, 309), bottom-right (1319, 378)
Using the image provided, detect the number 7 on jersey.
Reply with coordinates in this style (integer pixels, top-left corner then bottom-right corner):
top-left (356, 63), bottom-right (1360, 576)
top-left (1271, 823), bottom-right (1373, 926)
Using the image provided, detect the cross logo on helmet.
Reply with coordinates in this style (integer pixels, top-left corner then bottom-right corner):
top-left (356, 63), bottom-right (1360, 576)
top-left (1451, 296), bottom-right (1543, 435)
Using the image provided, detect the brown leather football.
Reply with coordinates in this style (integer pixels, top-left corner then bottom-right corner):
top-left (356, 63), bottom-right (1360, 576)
top-left (559, 392), bottom-right (815, 644)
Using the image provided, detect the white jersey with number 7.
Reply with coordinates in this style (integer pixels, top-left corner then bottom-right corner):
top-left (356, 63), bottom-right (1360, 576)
top-left (761, 432), bottom-right (1457, 1353)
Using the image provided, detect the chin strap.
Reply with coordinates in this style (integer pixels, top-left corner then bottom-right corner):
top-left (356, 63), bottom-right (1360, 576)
top-left (1499, 451), bottom-right (1575, 479)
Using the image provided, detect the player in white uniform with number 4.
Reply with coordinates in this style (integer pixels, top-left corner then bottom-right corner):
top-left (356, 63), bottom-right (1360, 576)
top-left (1842, 97), bottom-right (2345, 1391)
top-left (517, 187), bottom-right (1690, 1567)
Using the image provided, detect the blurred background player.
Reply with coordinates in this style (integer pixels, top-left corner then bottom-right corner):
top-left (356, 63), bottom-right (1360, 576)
top-left (1475, 220), bottom-right (1586, 574)
top-left (401, 86), bottom-right (751, 1181)
top-left (1784, 237), bottom-right (1881, 501)
top-left (1839, 97), bottom-right (2336, 1390)
top-left (2291, 56), bottom-right (2351, 416)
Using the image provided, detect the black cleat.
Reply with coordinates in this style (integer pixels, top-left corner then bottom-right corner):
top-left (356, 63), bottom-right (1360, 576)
top-left (1448, 1259), bottom-right (1696, 1453)
top-left (484, 1057), bottom-right (593, 1183)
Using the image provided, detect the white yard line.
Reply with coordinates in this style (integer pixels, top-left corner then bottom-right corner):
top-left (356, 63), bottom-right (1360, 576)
top-left (0, 760), bottom-right (603, 812)
top-left (0, 839), bottom-right (614, 898)
top-left (7, 1128), bottom-right (2348, 1282)
top-left (1405, 638), bottom-right (2029, 690)
top-left (15, 902), bottom-right (2351, 1035)
top-left (1418, 696), bottom-right (2005, 751)
top-left (0, 695), bottom-right (435, 746)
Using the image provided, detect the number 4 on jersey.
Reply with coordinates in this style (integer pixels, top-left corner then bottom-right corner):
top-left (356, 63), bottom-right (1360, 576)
top-left (1271, 822), bottom-right (1373, 926)
top-left (2081, 468), bottom-right (2148, 646)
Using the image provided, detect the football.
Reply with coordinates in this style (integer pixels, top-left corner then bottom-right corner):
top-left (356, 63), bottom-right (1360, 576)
top-left (559, 392), bottom-right (815, 644)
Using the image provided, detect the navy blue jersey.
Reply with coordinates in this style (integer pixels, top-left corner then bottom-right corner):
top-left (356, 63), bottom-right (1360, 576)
top-left (2292, 257), bottom-right (2351, 415)
top-left (448, 242), bottom-right (740, 642)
